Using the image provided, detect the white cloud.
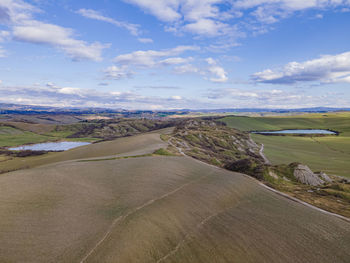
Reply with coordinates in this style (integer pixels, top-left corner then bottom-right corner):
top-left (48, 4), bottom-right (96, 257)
top-left (57, 87), bottom-right (84, 95)
top-left (138, 37), bottom-right (153, 43)
top-left (252, 51), bottom-right (350, 84)
top-left (104, 65), bottom-right (133, 80)
top-left (124, 0), bottom-right (182, 22)
top-left (124, 0), bottom-right (350, 40)
top-left (77, 8), bottom-right (141, 36)
top-left (206, 88), bottom-right (349, 109)
top-left (105, 46), bottom-right (198, 81)
top-left (234, 0), bottom-right (349, 10)
top-left (0, 0), bottom-right (109, 61)
top-left (0, 83), bottom-right (348, 110)
top-left (13, 21), bottom-right (109, 61)
top-left (159, 57), bottom-right (192, 66)
top-left (124, 0), bottom-right (238, 38)
top-left (174, 64), bottom-right (199, 74)
top-left (0, 30), bottom-right (10, 42)
top-left (114, 45), bottom-right (199, 68)
top-left (134, 85), bottom-right (182, 90)
top-left (170, 95), bottom-right (182, 100)
top-left (183, 18), bottom-right (230, 36)
top-left (0, 83), bottom-right (207, 109)
top-left (206, 57), bottom-right (228, 83)
top-left (234, 0), bottom-right (350, 24)
top-left (112, 51), bottom-right (229, 83)
top-left (0, 0), bottom-right (35, 24)
top-left (208, 88), bottom-right (258, 99)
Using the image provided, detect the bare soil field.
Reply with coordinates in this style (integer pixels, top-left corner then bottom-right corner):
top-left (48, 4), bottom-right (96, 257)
top-left (0, 132), bottom-right (349, 262)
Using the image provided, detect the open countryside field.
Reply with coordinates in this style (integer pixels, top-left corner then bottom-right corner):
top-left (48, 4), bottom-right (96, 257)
top-left (221, 112), bottom-right (350, 178)
top-left (0, 125), bottom-right (54, 147)
top-left (0, 131), bottom-right (349, 262)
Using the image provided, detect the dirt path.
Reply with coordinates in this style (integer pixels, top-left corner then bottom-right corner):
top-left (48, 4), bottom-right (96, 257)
top-left (80, 173), bottom-right (209, 263)
top-left (259, 183), bottom-right (350, 223)
top-left (168, 137), bottom-right (185, 156)
top-left (156, 212), bottom-right (220, 263)
top-left (81, 135), bottom-right (350, 262)
top-left (259, 143), bottom-right (270, 164)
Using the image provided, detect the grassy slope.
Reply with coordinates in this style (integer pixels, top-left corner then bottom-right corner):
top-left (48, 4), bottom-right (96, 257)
top-left (0, 126), bottom-right (53, 147)
top-left (0, 153), bottom-right (349, 262)
top-left (221, 112), bottom-right (350, 134)
top-left (221, 112), bottom-right (350, 177)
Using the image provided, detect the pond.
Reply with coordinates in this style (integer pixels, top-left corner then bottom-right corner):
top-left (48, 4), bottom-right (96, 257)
top-left (9, 141), bottom-right (91, 151)
top-left (252, 129), bottom-right (337, 135)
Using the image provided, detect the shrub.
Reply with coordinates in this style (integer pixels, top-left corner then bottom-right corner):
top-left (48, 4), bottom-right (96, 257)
top-left (153, 148), bottom-right (173, 156)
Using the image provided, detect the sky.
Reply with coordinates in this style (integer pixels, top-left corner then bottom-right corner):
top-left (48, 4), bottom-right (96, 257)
top-left (0, 0), bottom-right (349, 110)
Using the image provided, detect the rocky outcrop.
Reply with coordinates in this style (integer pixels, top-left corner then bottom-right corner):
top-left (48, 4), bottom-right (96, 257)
top-left (293, 164), bottom-right (325, 186)
top-left (316, 172), bottom-right (332, 183)
top-left (268, 170), bottom-right (279, 179)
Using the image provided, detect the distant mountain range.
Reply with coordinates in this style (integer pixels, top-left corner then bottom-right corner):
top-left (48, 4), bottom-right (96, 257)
top-left (190, 107), bottom-right (350, 113)
top-left (0, 103), bottom-right (349, 115)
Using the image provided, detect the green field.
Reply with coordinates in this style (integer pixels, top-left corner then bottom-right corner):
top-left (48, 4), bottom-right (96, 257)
top-left (0, 124), bottom-right (97, 148)
top-left (221, 112), bottom-right (350, 177)
top-left (0, 125), bottom-right (54, 147)
top-left (0, 131), bottom-right (349, 262)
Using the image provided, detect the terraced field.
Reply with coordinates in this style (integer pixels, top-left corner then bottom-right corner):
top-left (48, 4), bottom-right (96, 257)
top-left (221, 112), bottom-right (350, 178)
top-left (0, 131), bottom-right (349, 262)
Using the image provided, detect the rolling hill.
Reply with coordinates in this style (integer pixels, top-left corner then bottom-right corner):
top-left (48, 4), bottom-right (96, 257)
top-left (0, 130), bottom-right (349, 262)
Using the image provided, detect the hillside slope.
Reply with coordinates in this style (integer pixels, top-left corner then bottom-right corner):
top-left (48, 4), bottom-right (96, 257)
top-left (221, 113), bottom-right (350, 178)
top-left (0, 131), bottom-right (167, 174)
top-left (0, 132), bottom-right (349, 262)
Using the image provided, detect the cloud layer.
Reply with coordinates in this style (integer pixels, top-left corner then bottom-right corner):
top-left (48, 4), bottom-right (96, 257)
top-left (77, 9), bottom-right (141, 37)
top-left (124, 0), bottom-right (350, 39)
top-left (0, 83), bottom-right (200, 109)
top-left (0, 0), bottom-right (109, 61)
top-left (207, 87), bottom-right (348, 109)
top-left (1, 84), bottom-right (346, 110)
top-left (253, 51), bottom-right (350, 84)
top-left (105, 46), bottom-right (229, 83)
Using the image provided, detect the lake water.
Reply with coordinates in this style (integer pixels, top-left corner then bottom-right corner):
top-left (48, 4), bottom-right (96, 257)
top-left (9, 141), bottom-right (91, 151)
top-left (253, 129), bottom-right (336, 135)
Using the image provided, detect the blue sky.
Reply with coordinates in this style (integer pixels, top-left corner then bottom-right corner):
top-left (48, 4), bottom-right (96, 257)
top-left (0, 0), bottom-right (349, 109)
